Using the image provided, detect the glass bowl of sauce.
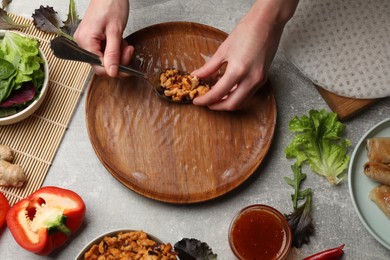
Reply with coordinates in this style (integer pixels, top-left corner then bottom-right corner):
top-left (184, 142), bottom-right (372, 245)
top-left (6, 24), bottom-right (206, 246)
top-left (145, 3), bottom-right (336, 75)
top-left (229, 204), bottom-right (292, 260)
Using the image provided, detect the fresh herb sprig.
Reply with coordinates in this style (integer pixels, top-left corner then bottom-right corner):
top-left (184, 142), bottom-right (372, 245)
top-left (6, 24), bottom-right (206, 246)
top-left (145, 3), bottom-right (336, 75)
top-left (284, 164), bottom-right (314, 248)
top-left (0, 8), bottom-right (29, 29)
top-left (32, 0), bottom-right (81, 40)
top-left (174, 238), bottom-right (218, 260)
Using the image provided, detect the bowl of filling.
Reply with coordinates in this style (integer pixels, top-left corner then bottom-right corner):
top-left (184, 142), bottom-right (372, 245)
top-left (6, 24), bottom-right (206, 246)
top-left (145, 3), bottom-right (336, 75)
top-left (75, 229), bottom-right (177, 260)
top-left (0, 30), bottom-right (49, 125)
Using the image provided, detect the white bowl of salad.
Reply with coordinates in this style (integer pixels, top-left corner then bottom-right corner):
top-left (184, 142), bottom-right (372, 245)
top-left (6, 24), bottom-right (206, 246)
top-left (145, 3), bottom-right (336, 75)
top-left (0, 30), bottom-right (49, 125)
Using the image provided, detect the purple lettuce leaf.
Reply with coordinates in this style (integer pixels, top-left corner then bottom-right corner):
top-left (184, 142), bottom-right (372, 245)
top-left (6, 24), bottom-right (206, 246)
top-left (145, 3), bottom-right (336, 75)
top-left (0, 83), bottom-right (36, 107)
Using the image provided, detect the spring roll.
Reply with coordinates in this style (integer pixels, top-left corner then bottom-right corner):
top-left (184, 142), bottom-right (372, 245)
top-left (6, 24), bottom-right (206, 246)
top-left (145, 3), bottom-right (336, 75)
top-left (367, 137), bottom-right (390, 164)
top-left (369, 184), bottom-right (390, 218)
top-left (364, 161), bottom-right (390, 186)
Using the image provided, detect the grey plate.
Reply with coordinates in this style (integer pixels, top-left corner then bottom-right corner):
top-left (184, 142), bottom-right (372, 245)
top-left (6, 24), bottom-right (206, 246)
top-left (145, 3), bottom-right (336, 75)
top-left (348, 117), bottom-right (390, 249)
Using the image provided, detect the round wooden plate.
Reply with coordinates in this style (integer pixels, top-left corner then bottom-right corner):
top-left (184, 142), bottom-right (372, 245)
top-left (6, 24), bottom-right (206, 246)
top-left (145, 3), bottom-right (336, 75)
top-left (85, 22), bottom-right (277, 204)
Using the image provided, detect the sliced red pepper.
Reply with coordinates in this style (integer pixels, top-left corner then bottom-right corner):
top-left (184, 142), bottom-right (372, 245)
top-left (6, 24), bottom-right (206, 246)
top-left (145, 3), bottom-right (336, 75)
top-left (0, 191), bottom-right (10, 230)
top-left (303, 244), bottom-right (345, 260)
top-left (6, 186), bottom-right (86, 255)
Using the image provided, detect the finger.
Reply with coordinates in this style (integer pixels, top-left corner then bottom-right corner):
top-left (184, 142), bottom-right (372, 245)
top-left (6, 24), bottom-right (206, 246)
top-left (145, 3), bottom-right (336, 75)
top-left (210, 72), bottom-right (267, 111)
top-left (116, 44), bottom-right (135, 78)
top-left (75, 39), bottom-right (106, 76)
top-left (75, 37), bottom-right (104, 60)
top-left (91, 64), bottom-right (107, 76)
top-left (121, 43), bottom-right (134, 66)
top-left (207, 79), bottom-right (262, 111)
top-left (191, 54), bottom-right (225, 79)
top-left (103, 32), bottom-right (123, 77)
top-left (193, 66), bottom-right (242, 106)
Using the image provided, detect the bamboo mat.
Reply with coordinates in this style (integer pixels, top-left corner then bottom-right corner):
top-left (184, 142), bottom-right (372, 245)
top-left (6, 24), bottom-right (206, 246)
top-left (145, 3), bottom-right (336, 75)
top-left (0, 15), bottom-right (92, 205)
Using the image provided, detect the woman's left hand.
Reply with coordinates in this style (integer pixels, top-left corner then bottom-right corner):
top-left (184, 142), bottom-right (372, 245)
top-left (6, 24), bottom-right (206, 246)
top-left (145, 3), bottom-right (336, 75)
top-left (192, 0), bottom-right (298, 111)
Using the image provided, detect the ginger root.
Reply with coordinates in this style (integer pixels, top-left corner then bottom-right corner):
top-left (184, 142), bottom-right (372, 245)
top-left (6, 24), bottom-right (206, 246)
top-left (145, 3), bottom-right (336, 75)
top-left (0, 144), bottom-right (14, 162)
top-left (0, 145), bottom-right (26, 188)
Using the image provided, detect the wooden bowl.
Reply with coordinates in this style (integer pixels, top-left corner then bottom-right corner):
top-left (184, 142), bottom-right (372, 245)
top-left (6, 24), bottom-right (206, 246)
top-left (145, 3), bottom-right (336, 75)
top-left (85, 22), bottom-right (277, 204)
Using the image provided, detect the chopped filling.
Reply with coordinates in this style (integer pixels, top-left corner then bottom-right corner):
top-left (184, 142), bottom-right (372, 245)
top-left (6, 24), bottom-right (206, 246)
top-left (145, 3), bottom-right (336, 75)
top-left (159, 69), bottom-right (210, 102)
top-left (84, 230), bottom-right (177, 259)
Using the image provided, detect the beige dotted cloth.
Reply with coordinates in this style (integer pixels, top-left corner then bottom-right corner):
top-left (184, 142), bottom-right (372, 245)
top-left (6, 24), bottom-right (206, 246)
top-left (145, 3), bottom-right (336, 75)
top-left (280, 0), bottom-right (390, 98)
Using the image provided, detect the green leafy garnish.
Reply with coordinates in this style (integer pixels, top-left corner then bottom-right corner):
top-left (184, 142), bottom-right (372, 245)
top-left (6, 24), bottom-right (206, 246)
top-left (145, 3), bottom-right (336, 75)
top-left (285, 109), bottom-right (350, 185)
top-left (0, 8), bottom-right (29, 29)
top-left (61, 0), bottom-right (81, 36)
top-left (284, 164), bottom-right (311, 208)
top-left (32, 0), bottom-right (80, 40)
top-left (0, 31), bottom-right (44, 107)
top-left (0, 106), bottom-right (16, 117)
top-left (174, 238), bottom-right (217, 260)
top-left (284, 164), bottom-right (314, 248)
top-left (0, 58), bottom-right (15, 79)
top-left (286, 192), bottom-right (314, 248)
top-left (32, 6), bottom-right (69, 39)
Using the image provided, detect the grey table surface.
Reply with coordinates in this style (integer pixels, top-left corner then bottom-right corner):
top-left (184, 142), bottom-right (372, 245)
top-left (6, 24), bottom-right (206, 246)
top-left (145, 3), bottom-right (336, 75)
top-left (1, 1), bottom-right (390, 259)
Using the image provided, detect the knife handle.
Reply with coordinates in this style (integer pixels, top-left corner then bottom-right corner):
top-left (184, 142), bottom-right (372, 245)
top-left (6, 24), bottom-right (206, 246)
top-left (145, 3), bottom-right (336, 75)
top-left (50, 36), bottom-right (146, 78)
top-left (50, 36), bottom-right (102, 65)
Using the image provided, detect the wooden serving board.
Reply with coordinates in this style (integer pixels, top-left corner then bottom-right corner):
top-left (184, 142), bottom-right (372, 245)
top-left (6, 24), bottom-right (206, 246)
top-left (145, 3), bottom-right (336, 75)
top-left (85, 22), bottom-right (277, 204)
top-left (315, 85), bottom-right (380, 121)
top-left (86, 77), bottom-right (276, 204)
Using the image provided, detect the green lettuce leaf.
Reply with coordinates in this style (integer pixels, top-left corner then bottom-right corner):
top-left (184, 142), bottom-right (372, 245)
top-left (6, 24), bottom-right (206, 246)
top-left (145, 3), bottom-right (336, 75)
top-left (0, 106), bottom-right (16, 117)
top-left (0, 31), bottom-right (44, 102)
top-left (0, 58), bottom-right (15, 79)
top-left (285, 109), bottom-right (350, 185)
top-left (0, 73), bottom-right (15, 101)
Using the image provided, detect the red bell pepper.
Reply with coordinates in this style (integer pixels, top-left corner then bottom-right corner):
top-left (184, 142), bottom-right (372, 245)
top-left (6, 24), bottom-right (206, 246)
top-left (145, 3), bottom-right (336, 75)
top-left (6, 186), bottom-right (86, 255)
top-left (0, 191), bottom-right (10, 229)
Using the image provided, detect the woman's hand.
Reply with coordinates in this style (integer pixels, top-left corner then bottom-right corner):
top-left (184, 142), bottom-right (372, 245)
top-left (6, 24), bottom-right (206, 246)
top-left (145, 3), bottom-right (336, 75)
top-left (192, 0), bottom-right (299, 111)
top-left (74, 0), bottom-right (133, 77)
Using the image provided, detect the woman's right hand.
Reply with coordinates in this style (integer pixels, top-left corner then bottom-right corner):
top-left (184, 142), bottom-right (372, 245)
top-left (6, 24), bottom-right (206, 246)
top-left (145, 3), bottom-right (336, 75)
top-left (74, 0), bottom-right (133, 77)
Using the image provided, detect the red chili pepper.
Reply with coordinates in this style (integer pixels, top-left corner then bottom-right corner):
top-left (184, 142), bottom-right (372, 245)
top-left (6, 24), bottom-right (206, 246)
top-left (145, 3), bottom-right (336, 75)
top-left (6, 186), bottom-right (86, 255)
top-left (0, 191), bottom-right (10, 229)
top-left (303, 244), bottom-right (345, 260)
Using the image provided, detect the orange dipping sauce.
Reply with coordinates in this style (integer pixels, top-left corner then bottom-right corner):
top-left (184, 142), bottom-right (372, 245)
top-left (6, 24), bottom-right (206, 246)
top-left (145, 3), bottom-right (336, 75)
top-left (229, 204), bottom-right (292, 260)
